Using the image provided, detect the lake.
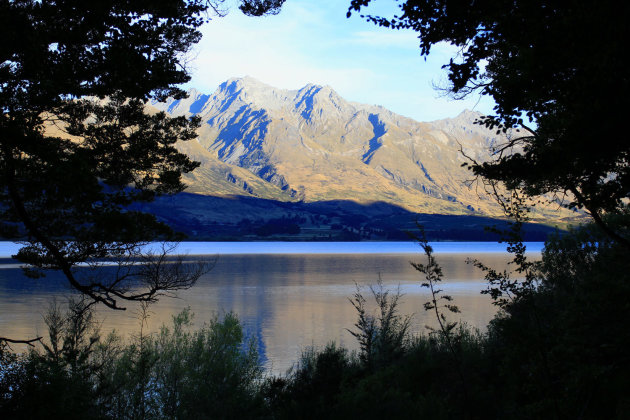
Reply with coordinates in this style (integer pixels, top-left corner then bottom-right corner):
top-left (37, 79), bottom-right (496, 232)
top-left (0, 241), bottom-right (542, 374)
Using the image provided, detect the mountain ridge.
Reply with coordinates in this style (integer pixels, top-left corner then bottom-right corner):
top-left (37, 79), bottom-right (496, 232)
top-left (150, 77), bottom-right (579, 226)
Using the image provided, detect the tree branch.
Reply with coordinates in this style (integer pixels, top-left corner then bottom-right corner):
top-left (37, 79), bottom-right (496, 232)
top-left (1, 142), bottom-right (207, 310)
top-left (569, 186), bottom-right (630, 250)
top-left (0, 336), bottom-right (43, 347)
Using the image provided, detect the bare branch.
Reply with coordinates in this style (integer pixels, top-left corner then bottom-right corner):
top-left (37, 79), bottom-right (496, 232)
top-left (0, 336), bottom-right (43, 347)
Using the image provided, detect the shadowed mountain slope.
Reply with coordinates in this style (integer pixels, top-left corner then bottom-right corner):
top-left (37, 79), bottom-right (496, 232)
top-left (150, 77), bottom-right (581, 229)
top-left (136, 193), bottom-right (559, 241)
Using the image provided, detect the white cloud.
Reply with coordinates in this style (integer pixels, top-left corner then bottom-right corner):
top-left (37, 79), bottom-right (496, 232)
top-left (189, 8), bottom-right (381, 94)
top-left (185, 1), bottom-right (496, 122)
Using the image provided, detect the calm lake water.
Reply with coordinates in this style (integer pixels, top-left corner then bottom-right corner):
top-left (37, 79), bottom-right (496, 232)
top-left (0, 241), bottom-right (542, 374)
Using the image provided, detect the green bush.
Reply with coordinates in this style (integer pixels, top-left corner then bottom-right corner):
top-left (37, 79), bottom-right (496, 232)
top-left (0, 305), bottom-right (264, 420)
top-left (0, 299), bottom-right (107, 419)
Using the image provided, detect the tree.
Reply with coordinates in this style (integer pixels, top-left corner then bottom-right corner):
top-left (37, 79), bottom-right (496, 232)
top-left (348, 0), bottom-right (630, 244)
top-left (0, 0), bottom-right (284, 341)
top-left (239, 0), bottom-right (285, 16)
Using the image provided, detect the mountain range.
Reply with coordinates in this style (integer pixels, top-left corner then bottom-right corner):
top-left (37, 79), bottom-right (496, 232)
top-left (144, 77), bottom-right (580, 240)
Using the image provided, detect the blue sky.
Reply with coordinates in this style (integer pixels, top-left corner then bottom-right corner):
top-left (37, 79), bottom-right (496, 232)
top-left (187, 0), bottom-right (495, 122)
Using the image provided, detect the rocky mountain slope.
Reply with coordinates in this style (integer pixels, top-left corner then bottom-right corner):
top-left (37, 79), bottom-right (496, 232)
top-left (150, 77), bottom-right (578, 227)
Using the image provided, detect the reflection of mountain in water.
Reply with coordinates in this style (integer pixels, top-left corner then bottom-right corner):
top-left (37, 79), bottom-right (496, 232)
top-left (0, 252), bottom-right (512, 374)
top-left (151, 77), bottom-right (581, 226)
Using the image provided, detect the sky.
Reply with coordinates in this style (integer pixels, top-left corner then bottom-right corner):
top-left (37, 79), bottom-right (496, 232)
top-left (186, 0), bottom-right (496, 122)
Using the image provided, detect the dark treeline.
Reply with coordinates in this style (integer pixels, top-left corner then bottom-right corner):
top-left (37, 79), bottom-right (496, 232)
top-left (1, 214), bottom-right (628, 419)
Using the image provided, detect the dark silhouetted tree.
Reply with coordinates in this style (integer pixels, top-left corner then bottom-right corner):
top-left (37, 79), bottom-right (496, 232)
top-left (0, 0), bottom-right (286, 343)
top-left (240, 0), bottom-right (285, 16)
top-left (348, 0), bottom-right (630, 245)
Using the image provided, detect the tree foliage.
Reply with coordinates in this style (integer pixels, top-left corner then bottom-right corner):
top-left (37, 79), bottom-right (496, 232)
top-left (239, 0), bottom-right (286, 16)
top-left (348, 0), bottom-right (630, 243)
top-left (347, 278), bottom-right (411, 369)
top-left (0, 0), bottom-right (285, 317)
top-left (0, 306), bottom-right (264, 419)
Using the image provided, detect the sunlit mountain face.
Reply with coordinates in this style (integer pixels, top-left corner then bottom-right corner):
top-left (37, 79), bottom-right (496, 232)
top-left (145, 77), bottom-right (581, 240)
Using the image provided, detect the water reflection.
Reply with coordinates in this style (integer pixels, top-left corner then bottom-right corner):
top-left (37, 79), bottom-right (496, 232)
top-left (0, 252), bottom-right (517, 373)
